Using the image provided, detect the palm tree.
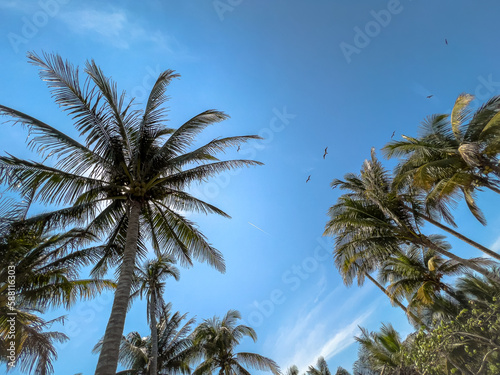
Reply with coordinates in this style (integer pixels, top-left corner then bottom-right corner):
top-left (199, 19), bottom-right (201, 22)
top-left (354, 324), bottom-right (417, 375)
top-left (383, 94), bottom-right (500, 226)
top-left (192, 309), bottom-right (280, 375)
top-left (324, 149), bottom-right (499, 283)
top-left (93, 303), bottom-right (196, 375)
top-left (0, 52), bottom-right (262, 375)
top-left (377, 236), bottom-right (491, 309)
top-left (0, 314), bottom-right (68, 375)
top-left (456, 268), bottom-right (500, 304)
top-left (0, 199), bottom-right (115, 374)
top-left (286, 365), bottom-right (300, 375)
top-left (307, 357), bottom-right (331, 375)
top-left (130, 255), bottom-right (181, 375)
top-left (334, 367), bottom-right (351, 375)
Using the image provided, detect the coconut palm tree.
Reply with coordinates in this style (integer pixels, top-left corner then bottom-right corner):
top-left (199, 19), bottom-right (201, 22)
top-left (0, 52), bottom-right (262, 374)
top-left (191, 309), bottom-right (280, 375)
top-left (93, 303), bottom-right (196, 375)
top-left (456, 268), bottom-right (500, 304)
top-left (130, 255), bottom-right (181, 375)
top-left (354, 324), bottom-right (418, 375)
top-left (383, 94), bottom-right (500, 226)
top-left (0, 199), bottom-right (115, 374)
top-left (0, 313), bottom-right (68, 375)
top-left (307, 357), bottom-right (331, 375)
top-left (334, 367), bottom-right (351, 375)
top-left (286, 365), bottom-right (300, 375)
top-left (324, 149), bottom-right (499, 282)
top-left (377, 236), bottom-right (492, 309)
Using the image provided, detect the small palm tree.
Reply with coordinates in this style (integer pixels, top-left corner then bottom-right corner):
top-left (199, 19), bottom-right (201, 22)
top-left (0, 199), bottom-right (115, 374)
top-left (354, 324), bottom-right (417, 375)
top-left (192, 310), bottom-right (280, 375)
top-left (285, 365), bottom-right (300, 375)
top-left (93, 303), bottom-right (196, 375)
top-left (0, 52), bottom-right (262, 374)
top-left (334, 367), bottom-right (350, 375)
top-left (307, 357), bottom-right (331, 375)
top-left (130, 255), bottom-right (181, 375)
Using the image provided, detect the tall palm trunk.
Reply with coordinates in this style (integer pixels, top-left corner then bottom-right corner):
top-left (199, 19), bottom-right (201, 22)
top-left (95, 200), bottom-right (142, 375)
top-left (419, 213), bottom-right (500, 261)
top-left (419, 236), bottom-right (500, 283)
top-left (364, 273), bottom-right (424, 327)
top-left (149, 291), bottom-right (159, 375)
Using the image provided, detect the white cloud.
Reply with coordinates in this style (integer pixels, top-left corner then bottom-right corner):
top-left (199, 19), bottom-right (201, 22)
top-left (268, 285), bottom-right (378, 373)
top-left (491, 235), bottom-right (500, 252)
top-left (59, 7), bottom-right (182, 52)
top-left (66, 9), bottom-right (126, 39)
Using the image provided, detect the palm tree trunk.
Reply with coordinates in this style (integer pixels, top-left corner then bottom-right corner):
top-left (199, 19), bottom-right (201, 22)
top-left (364, 273), bottom-right (425, 327)
top-left (420, 236), bottom-right (500, 283)
top-left (150, 292), bottom-right (159, 375)
top-left (419, 213), bottom-right (500, 261)
top-left (95, 200), bottom-right (142, 375)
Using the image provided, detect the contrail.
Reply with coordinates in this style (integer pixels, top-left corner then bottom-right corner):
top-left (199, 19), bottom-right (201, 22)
top-left (248, 222), bottom-right (271, 236)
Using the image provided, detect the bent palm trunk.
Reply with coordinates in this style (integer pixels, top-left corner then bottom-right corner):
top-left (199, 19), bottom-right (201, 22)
top-left (420, 213), bottom-right (500, 261)
top-left (95, 201), bottom-right (142, 375)
top-left (364, 273), bottom-right (424, 327)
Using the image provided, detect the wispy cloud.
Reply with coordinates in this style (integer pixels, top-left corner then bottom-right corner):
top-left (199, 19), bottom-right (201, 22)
top-left (59, 7), bottom-right (183, 52)
top-left (318, 308), bottom-right (375, 361)
top-left (268, 285), bottom-right (378, 373)
top-left (491, 235), bottom-right (500, 252)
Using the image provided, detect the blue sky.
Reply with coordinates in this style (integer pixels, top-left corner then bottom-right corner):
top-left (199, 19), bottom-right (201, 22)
top-left (1, 0), bottom-right (500, 374)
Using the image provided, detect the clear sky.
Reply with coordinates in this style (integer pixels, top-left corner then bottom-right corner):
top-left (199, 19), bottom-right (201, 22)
top-left (1, 1), bottom-right (500, 374)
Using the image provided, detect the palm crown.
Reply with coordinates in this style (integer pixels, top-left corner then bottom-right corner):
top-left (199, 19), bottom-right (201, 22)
top-left (192, 310), bottom-right (281, 375)
top-left (383, 93), bottom-right (500, 225)
top-left (0, 52), bottom-right (263, 375)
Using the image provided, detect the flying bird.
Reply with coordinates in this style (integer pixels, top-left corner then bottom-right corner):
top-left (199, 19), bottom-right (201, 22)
top-left (427, 95), bottom-right (433, 99)
top-left (306, 175), bottom-right (311, 183)
top-left (237, 145), bottom-right (241, 152)
top-left (445, 39), bottom-right (448, 45)
top-left (391, 131), bottom-right (395, 139)
top-left (323, 147), bottom-right (328, 159)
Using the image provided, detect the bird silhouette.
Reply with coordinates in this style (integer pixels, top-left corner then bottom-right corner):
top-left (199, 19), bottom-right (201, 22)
top-left (445, 39), bottom-right (448, 45)
top-left (391, 131), bottom-right (395, 139)
top-left (323, 147), bottom-right (328, 159)
top-left (237, 145), bottom-right (240, 152)
top-left (306, 175), bottom-right (311, 183)
top-left (427, 95), bottom-right (433, 99)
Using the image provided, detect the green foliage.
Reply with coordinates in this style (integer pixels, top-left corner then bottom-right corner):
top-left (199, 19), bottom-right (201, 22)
top-left (407, 298), bottom-right (500, 374)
